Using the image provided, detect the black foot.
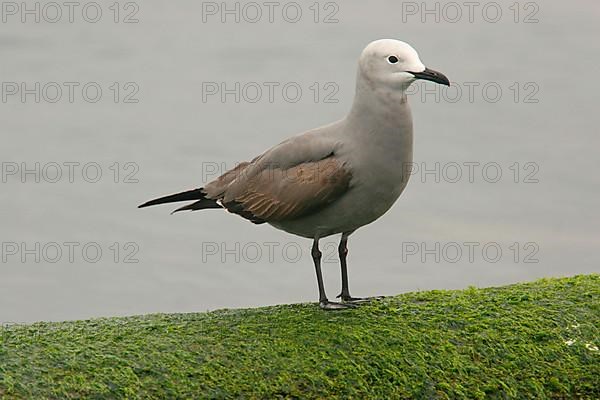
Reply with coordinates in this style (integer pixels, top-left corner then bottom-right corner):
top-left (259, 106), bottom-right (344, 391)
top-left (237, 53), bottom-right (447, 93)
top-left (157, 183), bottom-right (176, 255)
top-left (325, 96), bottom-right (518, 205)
top-left (336, 294), bottom-right (385, 303)
top-left (319, 300), bottom-right (357, 310)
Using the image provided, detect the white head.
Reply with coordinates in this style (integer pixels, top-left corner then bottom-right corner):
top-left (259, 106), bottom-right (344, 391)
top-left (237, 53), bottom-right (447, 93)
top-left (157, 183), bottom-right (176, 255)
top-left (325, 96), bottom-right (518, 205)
top-left (358, 39), bottom-right (449, 91)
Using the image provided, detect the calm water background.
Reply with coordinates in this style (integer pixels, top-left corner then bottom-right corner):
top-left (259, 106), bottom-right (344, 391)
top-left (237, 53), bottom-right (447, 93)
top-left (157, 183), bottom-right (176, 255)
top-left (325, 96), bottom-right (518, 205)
top-left (1, 1), bottom-right (599, 322)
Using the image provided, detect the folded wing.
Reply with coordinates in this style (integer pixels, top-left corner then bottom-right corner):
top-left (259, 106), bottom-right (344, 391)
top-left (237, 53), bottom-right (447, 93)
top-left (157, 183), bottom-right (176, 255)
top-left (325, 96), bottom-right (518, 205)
top-left (207, 155), bottom-right (351, 224)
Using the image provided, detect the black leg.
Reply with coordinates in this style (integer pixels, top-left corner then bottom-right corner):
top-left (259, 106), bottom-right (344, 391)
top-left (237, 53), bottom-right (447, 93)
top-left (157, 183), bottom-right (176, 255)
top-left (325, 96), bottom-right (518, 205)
top-left (311, 239), bottom-right (327, 304)
top-left (312, 238), bottom-right (355, 310)
top-left (336, 233), bottom-right (384, 303)
top-left (338, 234), bottom-right (352, 299)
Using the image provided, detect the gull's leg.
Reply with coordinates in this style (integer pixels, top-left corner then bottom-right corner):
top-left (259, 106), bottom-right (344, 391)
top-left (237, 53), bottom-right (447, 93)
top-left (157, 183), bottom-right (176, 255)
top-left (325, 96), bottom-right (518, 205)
top-left (336, 232), bottom-right (383, 303)
top-left (312, 238), bottom-right (355, 310)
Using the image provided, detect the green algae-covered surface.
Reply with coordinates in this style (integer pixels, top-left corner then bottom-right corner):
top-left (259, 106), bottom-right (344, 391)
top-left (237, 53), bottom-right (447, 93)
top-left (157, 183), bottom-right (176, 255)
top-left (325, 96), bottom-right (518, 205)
top-left (1, 275), bottom-right (598, 399)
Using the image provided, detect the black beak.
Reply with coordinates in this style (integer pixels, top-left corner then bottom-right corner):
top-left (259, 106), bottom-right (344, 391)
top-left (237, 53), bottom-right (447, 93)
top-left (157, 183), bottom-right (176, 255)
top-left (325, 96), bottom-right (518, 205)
top-left (410, 67), bottom-right (450, 86)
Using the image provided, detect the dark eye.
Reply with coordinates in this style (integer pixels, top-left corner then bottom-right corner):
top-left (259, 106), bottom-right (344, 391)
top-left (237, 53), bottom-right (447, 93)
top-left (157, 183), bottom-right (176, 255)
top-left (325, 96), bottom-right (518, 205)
top-left (387, 55), bottom-right (399, 64)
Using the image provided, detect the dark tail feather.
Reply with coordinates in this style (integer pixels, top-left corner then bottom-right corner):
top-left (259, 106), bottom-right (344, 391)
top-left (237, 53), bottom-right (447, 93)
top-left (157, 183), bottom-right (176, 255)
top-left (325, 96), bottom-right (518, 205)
top-left (171, 198), bottom-right (222, 214)
top-left (138, 188), bottom-right (222, 212)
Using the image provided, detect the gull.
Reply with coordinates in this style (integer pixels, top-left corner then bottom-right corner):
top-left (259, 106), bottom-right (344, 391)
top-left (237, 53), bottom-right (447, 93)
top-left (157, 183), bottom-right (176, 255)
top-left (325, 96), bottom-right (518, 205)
top-left (139, 39), bottom-right (449, 310)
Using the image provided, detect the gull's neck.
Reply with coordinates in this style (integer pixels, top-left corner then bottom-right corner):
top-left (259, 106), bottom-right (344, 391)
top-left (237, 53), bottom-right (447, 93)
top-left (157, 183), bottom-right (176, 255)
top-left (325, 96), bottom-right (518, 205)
top-left (345, 72), bottom-right (412, 134)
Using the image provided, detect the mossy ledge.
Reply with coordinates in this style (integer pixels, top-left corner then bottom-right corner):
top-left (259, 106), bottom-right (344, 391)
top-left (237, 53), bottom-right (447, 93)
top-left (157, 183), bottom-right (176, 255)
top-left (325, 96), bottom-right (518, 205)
top-left (1, 275), bottom-right (598, 399)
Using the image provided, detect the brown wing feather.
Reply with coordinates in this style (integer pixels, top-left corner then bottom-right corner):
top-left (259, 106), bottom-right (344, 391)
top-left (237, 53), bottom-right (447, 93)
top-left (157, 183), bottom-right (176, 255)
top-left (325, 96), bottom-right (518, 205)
top-left (207, 156), bottom-right (351, 223)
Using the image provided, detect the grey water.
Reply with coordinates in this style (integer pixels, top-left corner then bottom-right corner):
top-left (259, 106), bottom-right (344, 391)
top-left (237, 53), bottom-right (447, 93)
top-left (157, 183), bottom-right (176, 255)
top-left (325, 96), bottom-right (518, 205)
top-left (1, 1), bottom-right (599, 322)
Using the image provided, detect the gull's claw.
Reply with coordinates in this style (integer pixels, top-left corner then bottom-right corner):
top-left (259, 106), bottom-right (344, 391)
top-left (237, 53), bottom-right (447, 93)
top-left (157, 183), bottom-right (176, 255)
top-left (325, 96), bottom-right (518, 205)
top-left (319, 300), bottom-right (358, 310)
top-left (336, 294), bottom-right (385, 303)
